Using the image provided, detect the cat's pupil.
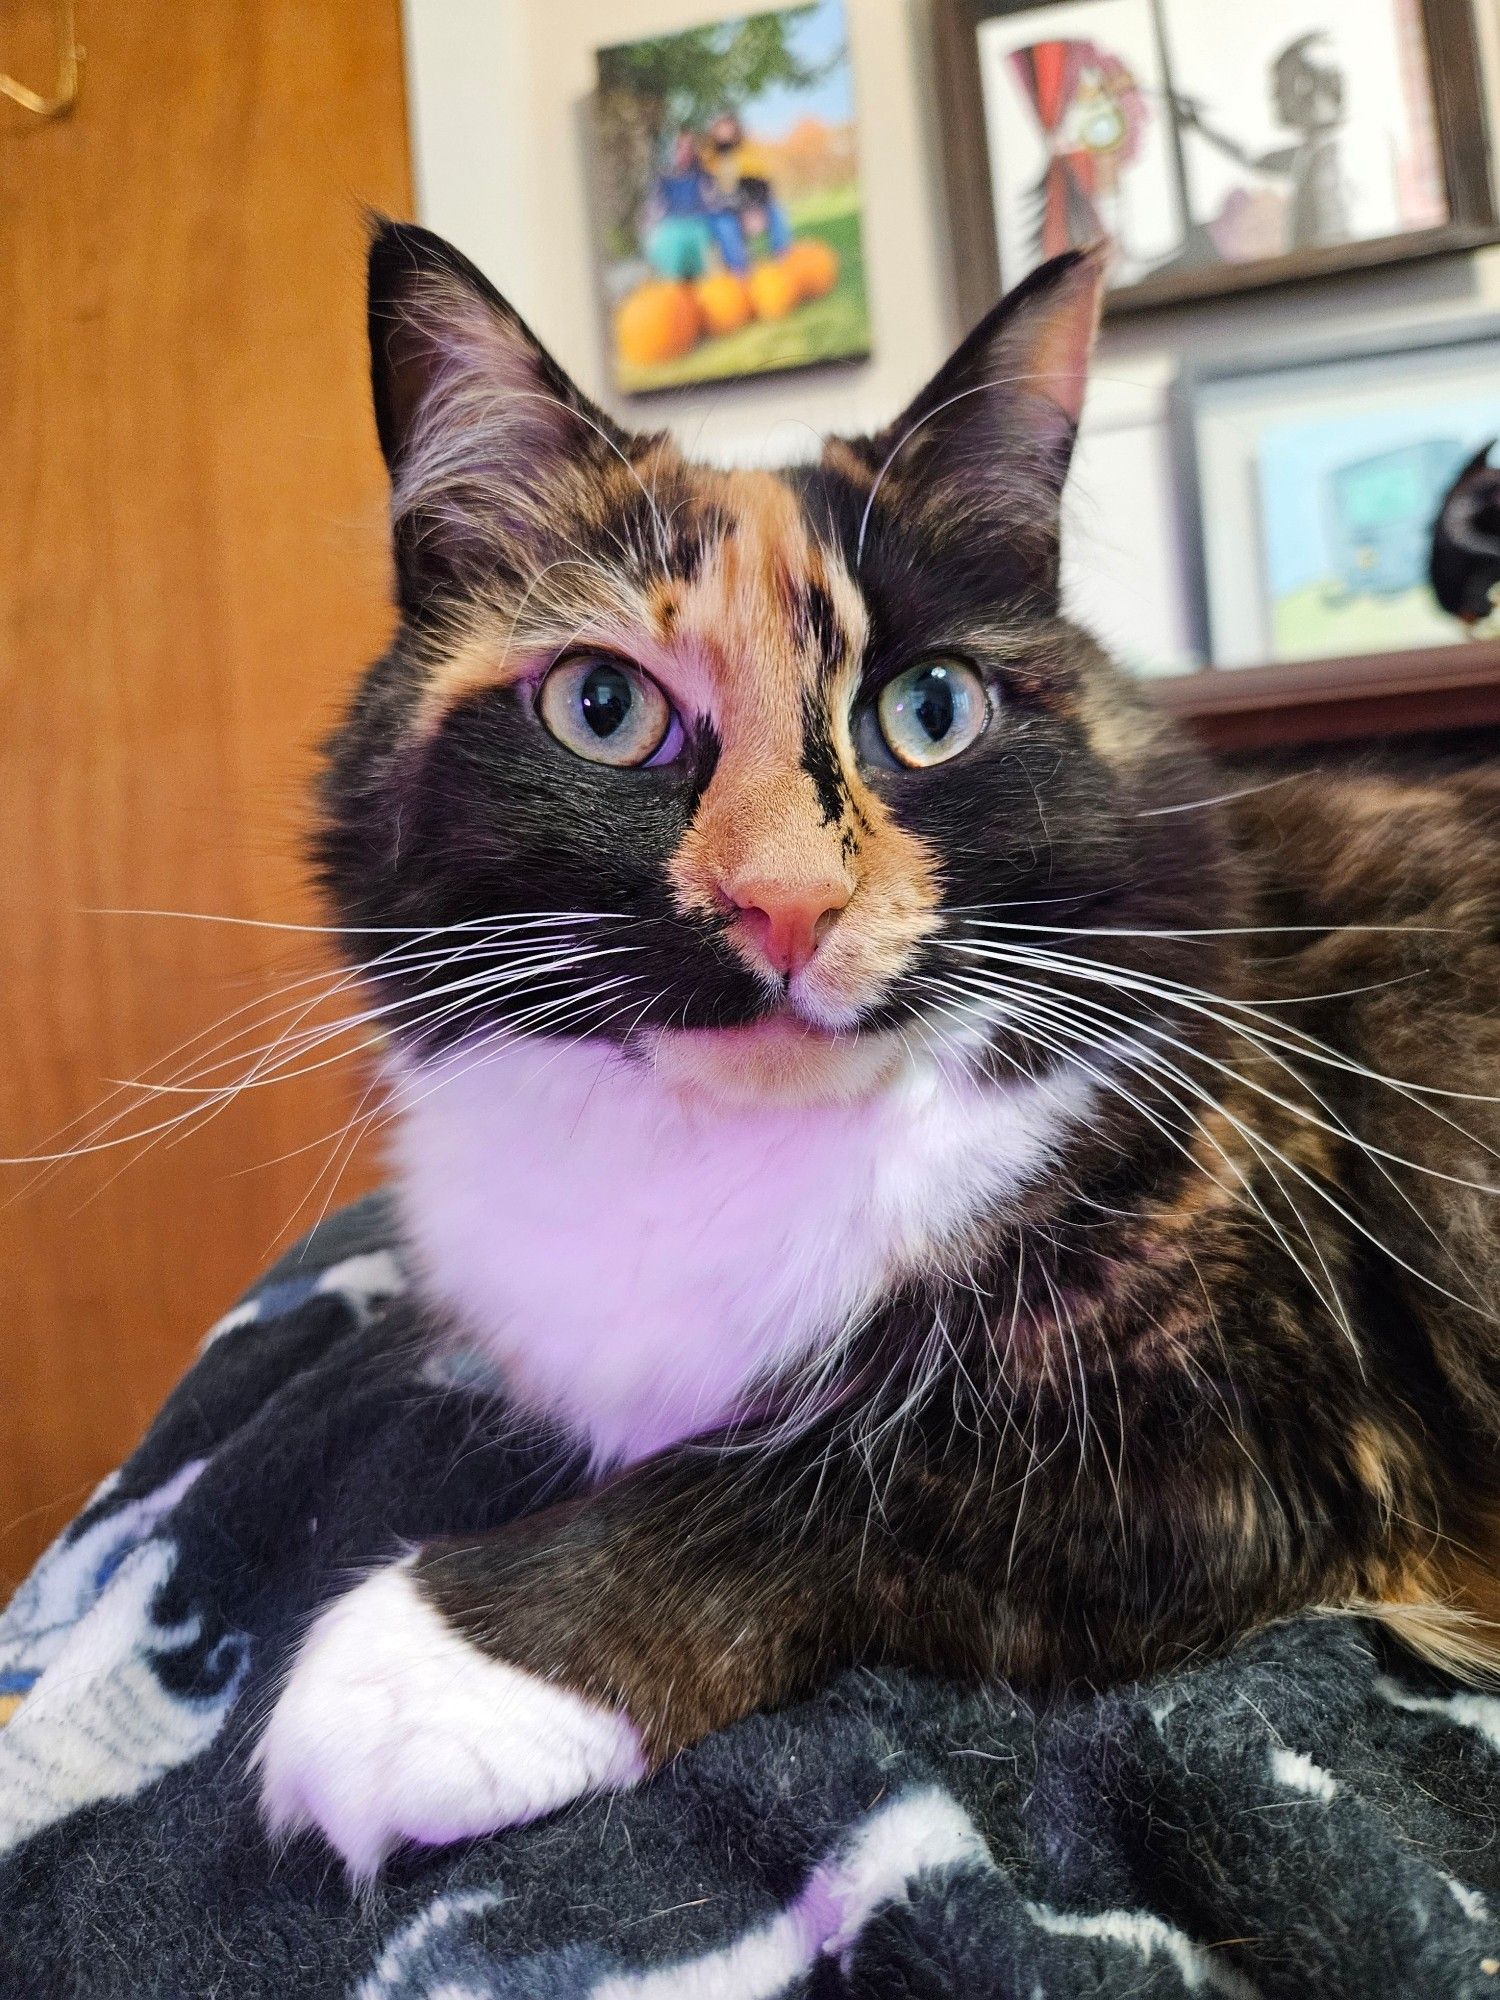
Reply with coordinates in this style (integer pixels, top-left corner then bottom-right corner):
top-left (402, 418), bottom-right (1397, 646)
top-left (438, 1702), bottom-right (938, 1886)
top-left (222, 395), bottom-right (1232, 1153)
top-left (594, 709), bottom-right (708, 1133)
top-left (579, 664), bottom-right (631, 739)
top-left (910, 666), bottom-right (954, 742)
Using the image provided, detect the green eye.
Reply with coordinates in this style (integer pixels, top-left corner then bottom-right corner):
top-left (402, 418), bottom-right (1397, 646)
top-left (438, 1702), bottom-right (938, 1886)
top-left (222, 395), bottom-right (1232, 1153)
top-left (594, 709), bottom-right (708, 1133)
top-left (537, 653), bottom-right (673, 767)
top-left (876, 658), bottom-right (989, 768)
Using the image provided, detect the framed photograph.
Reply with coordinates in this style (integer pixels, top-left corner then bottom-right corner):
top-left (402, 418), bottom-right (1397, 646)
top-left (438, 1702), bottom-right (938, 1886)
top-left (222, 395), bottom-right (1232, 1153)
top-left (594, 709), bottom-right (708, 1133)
top-left (1172, 317), bottom-right (1500, 668)
top-left (934, 0), bottom-right (1499, 319)
top-left (591, 0), bottom-right (871, 395)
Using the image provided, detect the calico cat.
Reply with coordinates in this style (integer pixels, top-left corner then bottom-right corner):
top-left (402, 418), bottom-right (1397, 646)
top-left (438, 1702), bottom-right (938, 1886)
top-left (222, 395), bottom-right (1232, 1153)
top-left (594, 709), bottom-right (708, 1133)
top-left (255, 220), bottom-right (1500, 1878)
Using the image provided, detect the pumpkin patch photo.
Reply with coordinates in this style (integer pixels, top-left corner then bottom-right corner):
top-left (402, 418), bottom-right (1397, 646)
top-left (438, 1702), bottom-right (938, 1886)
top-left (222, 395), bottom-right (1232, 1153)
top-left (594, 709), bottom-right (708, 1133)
top-left (593, 0), bottom-right (872, 393)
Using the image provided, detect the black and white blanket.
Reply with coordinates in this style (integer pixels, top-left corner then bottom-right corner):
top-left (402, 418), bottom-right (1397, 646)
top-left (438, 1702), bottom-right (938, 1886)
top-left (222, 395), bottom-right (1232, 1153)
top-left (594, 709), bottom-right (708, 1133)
top-left (2, 1194), bottom-right (1498, 1997)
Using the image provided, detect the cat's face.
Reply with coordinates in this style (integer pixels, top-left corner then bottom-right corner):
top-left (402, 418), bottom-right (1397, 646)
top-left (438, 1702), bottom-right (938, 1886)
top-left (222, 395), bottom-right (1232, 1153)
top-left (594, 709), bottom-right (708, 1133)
top-left (318, 225), bottom-right (1222, 1106)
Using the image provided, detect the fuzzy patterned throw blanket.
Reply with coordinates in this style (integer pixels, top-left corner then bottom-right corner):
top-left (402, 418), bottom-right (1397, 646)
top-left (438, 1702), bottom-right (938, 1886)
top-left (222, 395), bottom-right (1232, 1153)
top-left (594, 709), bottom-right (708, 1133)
top-left (1, 1195), bottom-right (1498, 1997)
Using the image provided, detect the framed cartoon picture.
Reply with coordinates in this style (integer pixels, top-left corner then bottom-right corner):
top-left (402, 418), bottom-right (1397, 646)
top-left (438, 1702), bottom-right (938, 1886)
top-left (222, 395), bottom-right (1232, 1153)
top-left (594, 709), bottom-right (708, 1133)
top-left (934, 0), bottom-right (1499, 318)
top-left (591, 0), bottom-right (872, 394)
top-left (1172, 318), bottom-right (1500, 667)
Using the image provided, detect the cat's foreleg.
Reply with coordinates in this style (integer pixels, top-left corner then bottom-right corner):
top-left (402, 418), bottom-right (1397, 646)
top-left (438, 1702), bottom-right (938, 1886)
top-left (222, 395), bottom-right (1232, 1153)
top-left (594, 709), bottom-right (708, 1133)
top-left (254, 1440), bottom-right (904, 1876)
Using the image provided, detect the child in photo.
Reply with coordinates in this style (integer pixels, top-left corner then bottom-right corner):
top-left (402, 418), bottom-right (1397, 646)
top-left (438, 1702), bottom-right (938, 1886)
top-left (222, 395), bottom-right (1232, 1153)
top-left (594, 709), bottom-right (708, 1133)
top-left (643, 131), bottom-right (722, 280)
top-left (703, 110), bottom-right (793, 262)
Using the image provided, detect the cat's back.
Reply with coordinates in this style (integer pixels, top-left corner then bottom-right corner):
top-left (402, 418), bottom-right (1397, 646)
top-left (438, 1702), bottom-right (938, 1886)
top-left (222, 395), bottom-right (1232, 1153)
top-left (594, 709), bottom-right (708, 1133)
top-left (1231, 761), bottom-right (1500, 935)
top-left (1226, 759), bottom-right (1500, 1135)
top-left (1229, 759), bottom-right (1500, 1430)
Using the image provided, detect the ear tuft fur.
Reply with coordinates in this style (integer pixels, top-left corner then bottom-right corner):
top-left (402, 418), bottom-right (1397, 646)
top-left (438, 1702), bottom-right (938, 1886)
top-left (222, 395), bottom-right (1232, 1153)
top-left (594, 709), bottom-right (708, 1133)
top-left (850, 244), bottom-right (1108, 588)
top-left (365, 219), bottom-right (625, 611)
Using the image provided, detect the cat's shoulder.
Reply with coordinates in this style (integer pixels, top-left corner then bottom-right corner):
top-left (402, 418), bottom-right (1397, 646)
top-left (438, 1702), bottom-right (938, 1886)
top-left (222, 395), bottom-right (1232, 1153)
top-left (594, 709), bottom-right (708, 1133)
top-left (1227, 761), bottom-right (1500, 931)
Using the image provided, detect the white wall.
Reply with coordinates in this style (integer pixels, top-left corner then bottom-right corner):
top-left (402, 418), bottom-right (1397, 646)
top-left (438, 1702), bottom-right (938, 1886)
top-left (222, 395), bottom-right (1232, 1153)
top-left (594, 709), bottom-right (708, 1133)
top-left (403, 0), bottom-right (542, 319)
top-left (402, 0), bottom-right (963, 462)
top-left (400, 0), bottom-right (1500, 673)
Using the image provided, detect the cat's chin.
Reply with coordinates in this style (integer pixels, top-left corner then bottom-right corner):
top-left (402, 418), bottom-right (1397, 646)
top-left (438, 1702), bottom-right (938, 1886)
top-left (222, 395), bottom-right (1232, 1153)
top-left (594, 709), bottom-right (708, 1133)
top-left (645, 1014), bottom-right (906, 1110)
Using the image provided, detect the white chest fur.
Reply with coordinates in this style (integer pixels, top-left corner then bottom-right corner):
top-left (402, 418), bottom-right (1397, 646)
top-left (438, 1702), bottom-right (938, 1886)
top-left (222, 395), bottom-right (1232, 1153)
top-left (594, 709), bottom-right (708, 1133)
top-left (387, 1038), bottom-right (1090, 1465)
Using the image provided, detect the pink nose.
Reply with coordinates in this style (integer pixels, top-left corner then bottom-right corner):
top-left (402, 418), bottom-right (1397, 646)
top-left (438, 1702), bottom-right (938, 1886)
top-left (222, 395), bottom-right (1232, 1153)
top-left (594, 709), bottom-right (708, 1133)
top-left (727, 878), bottom-right (851, 977)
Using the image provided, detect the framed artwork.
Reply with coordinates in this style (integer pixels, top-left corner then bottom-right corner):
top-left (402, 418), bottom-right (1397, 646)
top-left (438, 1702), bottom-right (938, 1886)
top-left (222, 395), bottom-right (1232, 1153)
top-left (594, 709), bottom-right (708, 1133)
top-left (933, 0), bottom-right (1499, 319)
top-left (1172, 318), bottom-right (1500, 668)
top-left (591, 0), bottom-right (871, 395)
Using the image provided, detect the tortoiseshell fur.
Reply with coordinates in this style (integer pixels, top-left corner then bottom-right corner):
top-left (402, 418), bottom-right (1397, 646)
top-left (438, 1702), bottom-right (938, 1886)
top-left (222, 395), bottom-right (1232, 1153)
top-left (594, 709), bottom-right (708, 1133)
top-left (309, 224), bottom-right (1500, 1830)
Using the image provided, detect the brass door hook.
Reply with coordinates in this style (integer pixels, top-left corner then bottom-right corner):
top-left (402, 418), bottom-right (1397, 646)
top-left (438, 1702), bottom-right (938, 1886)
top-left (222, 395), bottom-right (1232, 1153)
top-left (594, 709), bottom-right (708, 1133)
top-left (1, 0), bottom-right (80, 122)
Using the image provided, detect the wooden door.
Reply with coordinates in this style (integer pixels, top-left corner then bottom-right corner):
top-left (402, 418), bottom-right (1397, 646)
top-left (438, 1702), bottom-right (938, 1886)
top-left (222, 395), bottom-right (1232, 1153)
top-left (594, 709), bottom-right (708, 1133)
top-left (0, 1), bottom-right (412, 1585)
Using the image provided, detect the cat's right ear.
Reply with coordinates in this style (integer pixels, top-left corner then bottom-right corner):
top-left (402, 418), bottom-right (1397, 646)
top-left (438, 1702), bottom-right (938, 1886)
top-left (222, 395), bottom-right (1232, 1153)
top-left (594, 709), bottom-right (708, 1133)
top-left (366, 218), bottom-right (625, 611)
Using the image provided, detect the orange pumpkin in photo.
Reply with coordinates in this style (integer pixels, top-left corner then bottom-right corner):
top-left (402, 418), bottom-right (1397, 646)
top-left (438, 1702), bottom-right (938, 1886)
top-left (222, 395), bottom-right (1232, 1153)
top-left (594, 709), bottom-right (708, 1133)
top-left (747, 256), bottom-right (800, 321)
top-left (616, 281), bottom-right (701, 367)
top-left (693, 270), bottom-right (753, 336)
top-left (785, 236), bottom-right (839, 299)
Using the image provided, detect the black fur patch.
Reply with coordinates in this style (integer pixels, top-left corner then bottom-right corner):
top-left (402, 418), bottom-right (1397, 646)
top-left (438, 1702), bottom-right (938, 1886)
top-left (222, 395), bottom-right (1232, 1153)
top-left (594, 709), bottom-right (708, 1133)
top-left (799, 684), bottom-right (848, 827)
top-left (793, 581), bottom-right (846, 681)
top-left (686, 715), bottom-right (722, 799)
top-left (315, 670), bottom-right (768, 1045)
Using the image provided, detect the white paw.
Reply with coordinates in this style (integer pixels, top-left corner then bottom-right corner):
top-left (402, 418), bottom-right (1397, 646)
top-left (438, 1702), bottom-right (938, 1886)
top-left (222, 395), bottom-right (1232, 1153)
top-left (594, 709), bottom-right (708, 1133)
top-left (254, 1565), bottom-right (645, 1877)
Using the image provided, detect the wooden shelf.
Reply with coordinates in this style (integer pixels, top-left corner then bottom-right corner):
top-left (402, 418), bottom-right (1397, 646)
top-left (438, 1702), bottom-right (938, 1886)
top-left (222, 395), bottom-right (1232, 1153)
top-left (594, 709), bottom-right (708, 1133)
top-left (1148, 642), bottom-right (1500, 753)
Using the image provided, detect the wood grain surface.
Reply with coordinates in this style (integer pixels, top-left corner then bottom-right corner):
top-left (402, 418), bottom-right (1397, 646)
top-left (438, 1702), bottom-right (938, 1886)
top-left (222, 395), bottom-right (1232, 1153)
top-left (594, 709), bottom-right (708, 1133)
top-left (0, 0), bottom-right (412, 1585)
top-left (1153, 642), bottom-right (1500, 752)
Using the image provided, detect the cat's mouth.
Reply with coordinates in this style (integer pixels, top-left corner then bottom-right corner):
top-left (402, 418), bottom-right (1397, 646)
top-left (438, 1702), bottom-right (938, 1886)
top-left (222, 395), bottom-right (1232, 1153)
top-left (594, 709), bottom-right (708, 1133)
top-left (644, 1008), bottom-right (906, 1109)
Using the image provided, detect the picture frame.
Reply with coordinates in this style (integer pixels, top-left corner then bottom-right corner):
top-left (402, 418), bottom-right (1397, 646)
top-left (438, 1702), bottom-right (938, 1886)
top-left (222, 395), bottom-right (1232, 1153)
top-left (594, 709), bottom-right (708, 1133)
top-left (933, 0), bottom-right (1500, 322)
top-left (1170, 314), bottom-right (1500, 671)
top-left (590, 0), bottom-right (872, 397)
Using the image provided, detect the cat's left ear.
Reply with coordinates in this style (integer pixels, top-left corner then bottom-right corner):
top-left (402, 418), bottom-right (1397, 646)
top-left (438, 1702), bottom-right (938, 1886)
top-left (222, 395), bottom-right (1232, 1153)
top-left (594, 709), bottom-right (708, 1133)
top-left (366, 218), bottom-right (628, 611)
top-left (860, 244), bottom-right (1106, 527)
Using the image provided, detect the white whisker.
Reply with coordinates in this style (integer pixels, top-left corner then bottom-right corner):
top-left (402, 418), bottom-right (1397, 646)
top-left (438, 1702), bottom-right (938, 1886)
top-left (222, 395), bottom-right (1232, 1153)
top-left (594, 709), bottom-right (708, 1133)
top-left (1134, 775), bottom-right (1301, 818)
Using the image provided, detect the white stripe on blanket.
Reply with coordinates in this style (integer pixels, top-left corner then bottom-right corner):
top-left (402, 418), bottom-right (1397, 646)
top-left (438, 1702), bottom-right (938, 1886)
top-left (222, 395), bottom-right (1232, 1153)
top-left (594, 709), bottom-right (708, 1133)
top-left (356, 1788), bottom-right (992, 2000)
top-left (353, 1889), bottom-right (509, 2000)
top-left (590, 1787), bottom-right (990, 2000)
top-left (1024, 1904), bottom-right (1262, 1997)
top-left (1374, 1677), bottom-right (1500, 1753)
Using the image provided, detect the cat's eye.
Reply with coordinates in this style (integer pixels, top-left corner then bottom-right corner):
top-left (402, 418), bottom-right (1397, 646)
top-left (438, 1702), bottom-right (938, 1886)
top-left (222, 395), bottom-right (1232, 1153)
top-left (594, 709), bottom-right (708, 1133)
top-left (537, 653), bottom-right (673, 767)
top-left (876, 658), bottom-right (989, 769)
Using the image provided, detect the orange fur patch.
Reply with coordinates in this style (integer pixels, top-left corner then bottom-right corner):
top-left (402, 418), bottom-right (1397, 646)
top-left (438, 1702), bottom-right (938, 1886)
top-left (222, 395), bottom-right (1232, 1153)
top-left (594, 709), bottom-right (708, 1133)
top-left (660, 468), bottom-right (940, 1012)
top-left (1366, 1501), bottom-right (1500, 1681)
